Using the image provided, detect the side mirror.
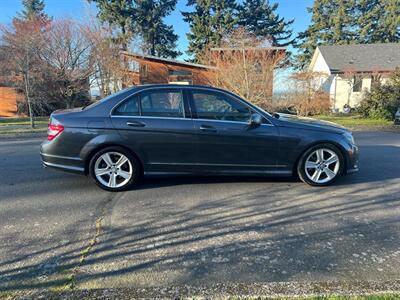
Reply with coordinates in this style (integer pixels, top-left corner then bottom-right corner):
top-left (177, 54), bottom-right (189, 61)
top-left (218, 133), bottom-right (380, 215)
top-left (249, 113), bottom-right (263, 127)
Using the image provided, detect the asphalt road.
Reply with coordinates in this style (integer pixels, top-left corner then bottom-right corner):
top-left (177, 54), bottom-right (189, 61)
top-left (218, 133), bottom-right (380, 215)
top-left (0, 131), bottom-right (399, 292)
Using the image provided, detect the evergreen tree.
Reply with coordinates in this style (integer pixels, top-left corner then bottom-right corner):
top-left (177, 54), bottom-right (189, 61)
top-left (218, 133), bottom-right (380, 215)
top-left (295, 0), bottom-right (400, 69)
top-left (238, 0), bottom-right (294, 47)
top-left (17, 0), bottom-right (50, 21)
top-left (89, 0), bottom-right (135, 49)
top-left (135, 0), bottom-right (180, 58)
top-left (182, 0), bottom-right (238, 61)
top-left (357, 0), bottom-right (400, 43)
top-left (294, 0), bottom-right (356, 69)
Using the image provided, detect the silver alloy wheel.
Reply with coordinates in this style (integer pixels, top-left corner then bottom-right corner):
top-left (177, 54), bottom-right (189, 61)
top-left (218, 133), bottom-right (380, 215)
top-left (94, 152), bottom-right (133, 188)
top-left (305, 148), bottom-right (340, 184)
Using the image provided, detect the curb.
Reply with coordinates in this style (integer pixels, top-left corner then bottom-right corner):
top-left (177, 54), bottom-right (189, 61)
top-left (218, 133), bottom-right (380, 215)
top-left (8, 280), bottom-right (400, 299)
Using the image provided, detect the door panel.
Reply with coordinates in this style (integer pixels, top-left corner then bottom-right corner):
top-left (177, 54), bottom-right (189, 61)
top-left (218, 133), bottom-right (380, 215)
top-left (189, 89), bottom-right (280, 171)
top-left (111, 117), bottom-right (197, 170)
top-left (194, 119), bottom-right (279, 168)
top-left (110, 88), bottom-right (197, 172)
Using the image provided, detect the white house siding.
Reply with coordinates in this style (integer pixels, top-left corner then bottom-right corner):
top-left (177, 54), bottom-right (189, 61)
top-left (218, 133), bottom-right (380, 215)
top-left (331, 76), bottom-right (373, 111)
top-left (311, 48), bottom-right (331, 74)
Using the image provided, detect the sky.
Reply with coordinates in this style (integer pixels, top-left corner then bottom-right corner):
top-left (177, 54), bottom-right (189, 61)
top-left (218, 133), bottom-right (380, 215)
top-left (0, 0), bottom-right (314, 59)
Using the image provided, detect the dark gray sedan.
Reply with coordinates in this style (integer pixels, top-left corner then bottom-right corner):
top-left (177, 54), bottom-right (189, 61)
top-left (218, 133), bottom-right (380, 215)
top-left (40, 84), bottom-right (359, 191)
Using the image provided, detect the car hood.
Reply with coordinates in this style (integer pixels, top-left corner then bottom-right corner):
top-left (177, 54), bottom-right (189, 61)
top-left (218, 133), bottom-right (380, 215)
top-left (274, 113), bottom-right (348, 133)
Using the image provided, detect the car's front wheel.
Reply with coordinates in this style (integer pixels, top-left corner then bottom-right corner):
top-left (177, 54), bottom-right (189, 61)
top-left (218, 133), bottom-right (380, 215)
top-left (297, 144), bottom-right (343, 186)
top-left (89, 146), bottom-right (141, 191)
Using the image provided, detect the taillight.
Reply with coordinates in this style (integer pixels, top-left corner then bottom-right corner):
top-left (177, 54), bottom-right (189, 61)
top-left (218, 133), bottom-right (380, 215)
top-left (47, 123), bottom-right (64, 141)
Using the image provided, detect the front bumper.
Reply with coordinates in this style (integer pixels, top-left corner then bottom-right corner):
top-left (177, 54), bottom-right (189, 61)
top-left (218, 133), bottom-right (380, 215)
top-left (345, 144), bottom-right (359, 174)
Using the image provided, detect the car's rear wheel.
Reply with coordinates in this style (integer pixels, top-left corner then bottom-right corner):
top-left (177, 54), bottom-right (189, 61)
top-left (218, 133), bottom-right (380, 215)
top-left (89, 146), bottom-right (141, 191)
top-left (297, 144), bottom-right (343, 186)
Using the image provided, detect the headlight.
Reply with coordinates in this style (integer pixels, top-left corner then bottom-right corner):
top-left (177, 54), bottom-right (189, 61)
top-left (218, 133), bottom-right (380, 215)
top-left (343, 132), bottom-right (354, 144)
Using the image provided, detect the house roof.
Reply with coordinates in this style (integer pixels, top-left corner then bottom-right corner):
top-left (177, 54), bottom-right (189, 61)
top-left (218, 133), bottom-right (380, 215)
top-left (317, 43), bottom-right (400, 73)
top-left (120, 51), bottom-right (216, 70)
top-left (210, 46), bottom-right (286, 52)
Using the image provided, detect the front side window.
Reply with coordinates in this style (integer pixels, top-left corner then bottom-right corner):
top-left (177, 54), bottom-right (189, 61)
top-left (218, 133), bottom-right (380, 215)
top-left (192, 91), bottom-right (252, 122)
top-left (141, 91), bottom-right (184, 118)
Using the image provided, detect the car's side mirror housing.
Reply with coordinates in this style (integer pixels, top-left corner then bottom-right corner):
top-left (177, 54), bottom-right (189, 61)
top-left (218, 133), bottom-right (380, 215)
top-left (249, 113), bottom-right (263, 127)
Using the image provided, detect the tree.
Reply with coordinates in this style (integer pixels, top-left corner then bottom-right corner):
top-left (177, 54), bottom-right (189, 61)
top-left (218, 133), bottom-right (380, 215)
top-left (359, 68), bottom-right (400, 120)
top-left (88, 0), bottom-right (134, 49)
top-left (238, 0), bottom-right (294, 47)
top-left (199, 28), bottom-right (286, 109)
top-left (134, 0), bottom-right (180, 58)
top-left (182, 0), bottom-right (238, 61)
top-left (17, 0), bottom-right (50, 21)
top-left (294, 0), bottom-right (356, 69)
top-left (275, 71), bottom-right (331, 116)
top-left (0, 0), bottom-right (51, 126)
top-left (295, 0), bottom-right (400, 69)
top-left (0, 14), bottom-right (50, 127)
top-left (357, 0), bottom-right (400, 43)
top-left (85, 18), bottom-right (127, 97)
top-left (39, 19), bottom-right (96, 109)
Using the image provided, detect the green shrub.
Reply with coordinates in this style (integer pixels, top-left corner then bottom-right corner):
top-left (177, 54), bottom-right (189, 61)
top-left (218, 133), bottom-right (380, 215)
top-left (359, 68), bottom-right (400, 120)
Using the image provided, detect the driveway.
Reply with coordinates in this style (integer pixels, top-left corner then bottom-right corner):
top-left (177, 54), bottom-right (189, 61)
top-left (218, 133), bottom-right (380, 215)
top-left (0, 132), bottom-right (399, 292)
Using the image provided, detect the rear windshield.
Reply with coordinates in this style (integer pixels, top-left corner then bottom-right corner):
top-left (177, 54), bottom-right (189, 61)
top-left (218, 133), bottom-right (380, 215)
top-left (84, 88), bottom-right (135, 110)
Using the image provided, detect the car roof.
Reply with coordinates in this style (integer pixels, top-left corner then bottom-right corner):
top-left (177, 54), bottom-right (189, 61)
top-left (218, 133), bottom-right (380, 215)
top-left (135, 83), bottom-right (212, 90)
top-left (133, 84), bottom-right (241, 96)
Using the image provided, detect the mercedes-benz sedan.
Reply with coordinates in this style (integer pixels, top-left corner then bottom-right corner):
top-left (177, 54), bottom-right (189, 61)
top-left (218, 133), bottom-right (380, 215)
top-left (41, 85), bottom-right (359, 191)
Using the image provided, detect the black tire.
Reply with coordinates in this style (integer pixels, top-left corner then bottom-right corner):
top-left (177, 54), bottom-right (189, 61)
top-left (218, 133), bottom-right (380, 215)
top-left (89, 146), bottom-right (142, 192)
top-left (297, 143), bottom-right (344, 187)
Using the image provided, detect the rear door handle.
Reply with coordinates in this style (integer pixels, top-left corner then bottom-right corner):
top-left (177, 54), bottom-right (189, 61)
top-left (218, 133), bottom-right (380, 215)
top-left (199, 125), bottom-right (217, 132)
top-left (126, 121), bottom-right (146, 127)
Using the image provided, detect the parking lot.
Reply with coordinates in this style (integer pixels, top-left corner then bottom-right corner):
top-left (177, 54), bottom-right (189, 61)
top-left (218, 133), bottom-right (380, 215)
top-left (0, 131), bottom-right (399, 292)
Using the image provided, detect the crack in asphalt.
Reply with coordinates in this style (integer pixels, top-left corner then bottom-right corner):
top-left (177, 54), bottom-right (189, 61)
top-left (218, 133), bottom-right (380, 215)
top-left (62, 193), bottom-right (120, 290)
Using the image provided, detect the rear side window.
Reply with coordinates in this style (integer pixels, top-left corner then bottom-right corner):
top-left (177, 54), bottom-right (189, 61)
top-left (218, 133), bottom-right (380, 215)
top-left (113, 96), bottom-right (140, 116)
top-left (141, 91), bottom-right (184, 118)
top-left (112, 90), bottom-right (184, 118)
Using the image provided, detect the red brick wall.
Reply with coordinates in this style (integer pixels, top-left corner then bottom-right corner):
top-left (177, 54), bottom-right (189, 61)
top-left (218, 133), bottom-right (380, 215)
top-left (0, 87), bottom-right (22, 117)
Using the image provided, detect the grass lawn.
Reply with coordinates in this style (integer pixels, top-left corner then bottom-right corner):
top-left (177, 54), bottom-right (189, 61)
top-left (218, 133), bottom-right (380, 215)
top-left (0, 117), bottom-right (48, 136)
top-left (269, 295), bottom-right (400, 300)
top-left (0, 116), bottom-right (49, 126)
top-left (313, 114), bottom-right (393, 126)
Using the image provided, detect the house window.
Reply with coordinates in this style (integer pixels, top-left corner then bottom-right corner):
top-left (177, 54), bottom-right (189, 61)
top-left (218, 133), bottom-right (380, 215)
top-left (353, 76), bottom-right (362, 92)
top-left (371, 75), bottom-right (381, 91)
top-left (140, 65), bottom-right (148, 78)
top-left (128, 61), bottom-right (140, 72)
top-left (168, 69), bottom-right (192, 76)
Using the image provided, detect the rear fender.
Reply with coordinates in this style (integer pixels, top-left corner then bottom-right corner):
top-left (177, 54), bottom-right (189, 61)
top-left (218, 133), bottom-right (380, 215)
top-left (80, 134), bottom-right (145, 173)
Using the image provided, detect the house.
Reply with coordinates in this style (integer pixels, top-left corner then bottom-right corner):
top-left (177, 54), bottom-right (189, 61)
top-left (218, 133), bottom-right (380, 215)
top-left (121, 51), bottom-right (216, 86)
top-left (121, 48), bottom-right (286, 101)
top-left (309, 43), bottom-right (400, 112)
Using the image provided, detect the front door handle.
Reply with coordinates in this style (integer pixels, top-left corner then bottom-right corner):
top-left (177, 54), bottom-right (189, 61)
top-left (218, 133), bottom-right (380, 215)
top-left (199, 125), bottom-right (217, 132)
top-left (126, 121), bottom-right (146, 127)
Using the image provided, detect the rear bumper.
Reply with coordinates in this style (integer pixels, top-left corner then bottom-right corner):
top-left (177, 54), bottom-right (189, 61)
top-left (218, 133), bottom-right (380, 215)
top-left (40, 142), bottom-right (85, 175)
top-left (42, 160), bottom-right (85, 174)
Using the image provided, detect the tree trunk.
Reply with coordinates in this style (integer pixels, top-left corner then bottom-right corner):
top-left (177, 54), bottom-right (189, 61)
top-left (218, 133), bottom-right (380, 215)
top-left (23, 72), bottom-right (35, 128)
top-left (24, 53), bottom-right (35, 128)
